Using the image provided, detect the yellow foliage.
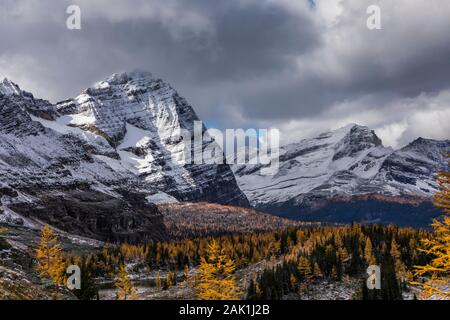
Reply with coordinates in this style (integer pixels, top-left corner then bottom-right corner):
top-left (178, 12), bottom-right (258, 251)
top-left (120, 243), bottom-right (148, 262)
top-left (412, 168), bottom-right (450, 299)
top-left (298, 256), bottom-right (313, 282)
top-left (435, 170), bottom-right (450, 214)
top-left (313, 262), bottom-right (323, 278)
top-left (196, 240), bottom-right (241, 300)
top-left (166, 271), bottom-right (176, 288)
top-left (115, 264), bottom-right (138, 300)
top-left (156, 272), bottom-right (162, 290)
top-left (35, 224), bottom-right (66, 286)
top-left (364, 237), bottom-right (377, 265)
top-left (391, 239), bottom-right (407, 282)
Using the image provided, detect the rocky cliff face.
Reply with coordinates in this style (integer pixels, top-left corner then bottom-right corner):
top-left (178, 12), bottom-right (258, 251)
top-left (55, 71), bottom-right (248, 206)
top-left (0, 72), bottom-right (247, 241)
top-left (234, 124), bottom-right (449, 226)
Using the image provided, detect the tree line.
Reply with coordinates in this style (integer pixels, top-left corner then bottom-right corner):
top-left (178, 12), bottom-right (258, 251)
top-left (32, 166), bottom-right (450, 300)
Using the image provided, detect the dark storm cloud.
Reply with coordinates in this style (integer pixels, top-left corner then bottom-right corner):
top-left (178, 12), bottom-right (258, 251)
top-left (0, 0), bottom-right (318, 105)
top-left (1, 0), bottom-right (449, 147)
top-left (86, 2), bottom-right (318, 85)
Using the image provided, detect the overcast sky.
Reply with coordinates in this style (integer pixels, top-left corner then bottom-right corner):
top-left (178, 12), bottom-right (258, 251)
top-left (1, 0), bottom-right (449, 148)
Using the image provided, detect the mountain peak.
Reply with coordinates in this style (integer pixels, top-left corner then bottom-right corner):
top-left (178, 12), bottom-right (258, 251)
top-left (57, 70), bottom-right (198, 144)
top-left (0, 78), bottom-right (22, 96)
top-left (341, 123), bottom-right (360, 130)
top-left (335, 123), bottom-right (373, 134)
top-left (409, 137), bottom-right (440, 145)
top-left (124, 70), bottom-right (153, 80)
top-left (342, 124), bottom-right (383, 147)
top-left (401, 136), bottom-right (450, 155)
top-left (324, 123), bottom-right (370, 140)
top-left (95, 71), bottom-right (154, 87)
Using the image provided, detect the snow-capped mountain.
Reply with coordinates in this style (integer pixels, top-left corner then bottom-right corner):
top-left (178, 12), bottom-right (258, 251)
top-left (55, 71), bottom-right (248, 206)
top-left (1, 71), bottom-right (448, 232)
top-left (0, 72), bottom-right (247, 241)
top-left (234, 124), bottom-right (449, 226)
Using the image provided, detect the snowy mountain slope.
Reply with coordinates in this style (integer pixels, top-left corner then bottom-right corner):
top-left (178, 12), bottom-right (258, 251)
top-left (0, 73), bottom-right (247, 241)
top-left (56, 71), bottom-right (248, 206)
top-left (0, 79), bottom-right (168, 242)
top-left (1, 72), bottom-right (447, 231)
top-left (371, 138), bottom-right (449, 195)
top-left (234, 124), bottom-right (449, 226)
top-left (235, 125), bottom-right (392, 205)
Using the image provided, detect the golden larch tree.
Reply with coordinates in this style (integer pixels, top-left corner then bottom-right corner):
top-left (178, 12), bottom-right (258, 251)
top-left (412, 165), bottom-right (450, 299)
top-left (116, 264), bottom-right (138, 300)
top-left (391, 239), bottom-right (407, 283)
top-left (297, 256), bottom-right (313, 291)
top-left (298, 257), bottom-right (313, 281)
top-left (166, 271), bottom-right (175, 288)
top-left (196, 240), bottom-right (241, 300)
top-left (35, 224), bottom-right (66, 285)
top-left (155, 272), bottom-right (162, 290)
top-left (364, 237), bottom-right (377, 265)
top-left (313, 262), bottom-right (323, 278)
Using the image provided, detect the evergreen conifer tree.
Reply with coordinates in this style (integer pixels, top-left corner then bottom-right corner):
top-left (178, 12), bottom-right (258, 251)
top-left (35, 224), bottom-right (66, 286)
top-left (116, 264), bottom-right (138, 300)
top-left (196, 240), bottom-right (241, 300)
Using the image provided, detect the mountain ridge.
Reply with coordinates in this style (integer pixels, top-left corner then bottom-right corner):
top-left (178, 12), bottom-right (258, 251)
top-left (1, 72), bottom-right (448, 230)
top-left (0, 73), bottom-right (248, 241)
top-left (234, 123), bottom-right (449, 226)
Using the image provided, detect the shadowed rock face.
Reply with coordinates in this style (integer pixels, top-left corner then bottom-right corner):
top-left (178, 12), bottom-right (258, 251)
top-left (377, 138), bottom-right (449, 188)
top-left (7, 189), bottom-right (168, 243)
top-left (0, 73), bottom-right (248, 241)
